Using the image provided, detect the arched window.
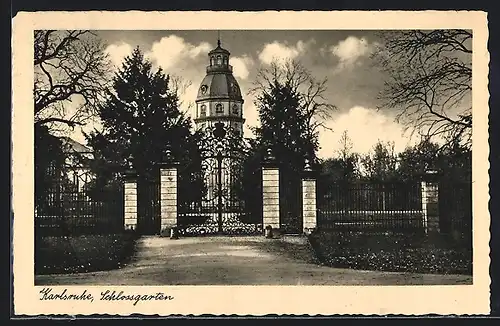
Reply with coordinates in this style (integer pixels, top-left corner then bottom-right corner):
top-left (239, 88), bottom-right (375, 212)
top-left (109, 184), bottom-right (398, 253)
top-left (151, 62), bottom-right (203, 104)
top-left (200, 104), bottom-right (207, 117)
top-left (223, 56), bottom-right (228, 66)
top-left (216, 55), bottom-right (222, 65)
top-left (210, 57), bottom-right (214, 66)
top-left (231, 104), bottom-right (239, 115)
top-left (215, 103), bottom-right (223, 114)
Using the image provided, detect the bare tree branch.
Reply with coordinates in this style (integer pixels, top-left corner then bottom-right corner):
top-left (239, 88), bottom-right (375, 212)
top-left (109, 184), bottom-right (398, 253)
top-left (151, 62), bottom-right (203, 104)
top-left (34, 30), bottom-right (112, 132)
top-left (249, 59), bottom-right (337, 138)
top-left (371, 30), bottom-right (472, 148)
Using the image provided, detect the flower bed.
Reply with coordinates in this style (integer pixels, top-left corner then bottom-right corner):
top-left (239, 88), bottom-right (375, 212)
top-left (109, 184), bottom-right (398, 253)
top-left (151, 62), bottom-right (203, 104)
top-left (308, 230), bottom-right (472, 275)
top-left (35, 231), bottom-right (139, 275)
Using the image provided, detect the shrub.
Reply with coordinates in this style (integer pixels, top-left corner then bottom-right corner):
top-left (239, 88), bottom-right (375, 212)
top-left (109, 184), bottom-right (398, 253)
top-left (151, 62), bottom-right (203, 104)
top-left (308, 230), bottom-right (472, 275)
top-left (35, 232), bottom-right (138, 275)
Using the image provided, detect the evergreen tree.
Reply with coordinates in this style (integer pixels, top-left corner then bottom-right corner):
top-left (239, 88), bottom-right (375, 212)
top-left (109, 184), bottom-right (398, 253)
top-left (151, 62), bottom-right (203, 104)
top-left (85, 47), bottom-right (203, 230)
top-left (248, 60), bottom-right (335, 172)
top-left (247, 60), bottom-right (335, 230)
top-left (252, 79), bottom-right (314, 173)
top-left (396, 137), bottom-right (471, 183)
top-left (87, 47), bottom-right (196, 172)
top-left (397, 139), bottom-right (440, 182)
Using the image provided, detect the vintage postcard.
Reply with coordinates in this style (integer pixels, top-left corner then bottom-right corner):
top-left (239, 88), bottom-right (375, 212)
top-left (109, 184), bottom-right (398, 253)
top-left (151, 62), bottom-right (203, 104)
top-left (12, 11), bottom-right (490, 316)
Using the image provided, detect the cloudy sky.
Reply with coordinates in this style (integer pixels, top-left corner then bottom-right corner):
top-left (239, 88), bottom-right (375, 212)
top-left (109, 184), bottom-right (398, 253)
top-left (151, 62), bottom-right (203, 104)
top-left (75, 30), bottom-right (424, 159)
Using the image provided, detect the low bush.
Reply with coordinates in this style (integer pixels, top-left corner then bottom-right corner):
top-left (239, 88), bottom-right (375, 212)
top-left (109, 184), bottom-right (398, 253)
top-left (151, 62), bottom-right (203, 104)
top-left (308, 230), bottom-right (472, 275)
top-left (35, 231), bottom-right (139, 275)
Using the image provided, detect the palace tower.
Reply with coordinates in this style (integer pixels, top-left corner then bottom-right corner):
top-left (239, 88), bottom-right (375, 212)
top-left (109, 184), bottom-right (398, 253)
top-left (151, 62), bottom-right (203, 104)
top-left (194, 38), bottom-right (245, 135)
top-left (194, 38), bottom-right (245, 211)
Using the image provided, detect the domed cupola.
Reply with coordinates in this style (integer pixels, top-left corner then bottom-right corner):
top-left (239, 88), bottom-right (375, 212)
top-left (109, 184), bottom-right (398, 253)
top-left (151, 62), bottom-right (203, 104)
top-left (194, 38), bottom-right (245, 136)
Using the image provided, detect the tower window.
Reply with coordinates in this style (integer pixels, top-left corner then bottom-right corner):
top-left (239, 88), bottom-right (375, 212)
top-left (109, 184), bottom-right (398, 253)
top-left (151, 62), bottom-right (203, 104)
top-left (215, 103), bottom-right (223, 114)
top-left (231, 104), bottom-right (239, 115)
top-left (200, 105), bottom-right (207, 117)
top-left (223, 56), bottom-right (228, 66)
top-left (216, 55), bottom-right (222, 65)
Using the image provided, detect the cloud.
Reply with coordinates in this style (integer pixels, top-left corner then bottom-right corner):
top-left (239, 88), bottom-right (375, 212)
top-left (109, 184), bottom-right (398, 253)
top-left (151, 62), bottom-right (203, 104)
top-left (231, 55), bottom-right (254, 79)
top-left (242, 101), bottom-right (259, 138)
top-left (147, 35), bottom-right (211, 71)
top-left (258, 40), bottom-right (307, 65)
top-left (105, 42), bottom-right (133, 68)
top-left (317, 106), bottom-right (416, 159)
top-left (329, 36), bottom-right (376, 71)
top-left (177, 82), bottom-right (199, 116)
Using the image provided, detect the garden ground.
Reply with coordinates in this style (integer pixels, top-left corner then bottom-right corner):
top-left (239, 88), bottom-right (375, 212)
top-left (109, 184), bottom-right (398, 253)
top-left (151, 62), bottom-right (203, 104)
top-left (35, 235), bottom-right (472, 286)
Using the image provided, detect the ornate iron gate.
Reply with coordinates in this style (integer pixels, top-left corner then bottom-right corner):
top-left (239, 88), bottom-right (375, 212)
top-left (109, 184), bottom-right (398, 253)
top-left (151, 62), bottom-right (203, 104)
top-left (137, 175), bottom-right (161, 235)
top-left (178, 123), bottom-right (262, 236)
top-left (279, 168), bottom-right (303, 234)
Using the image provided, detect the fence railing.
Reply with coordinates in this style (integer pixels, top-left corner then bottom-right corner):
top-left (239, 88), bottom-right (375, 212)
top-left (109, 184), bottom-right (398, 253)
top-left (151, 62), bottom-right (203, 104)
top-left (317, 180), bottom-right (472, 233)
top-left (279, 172), bottom-right (303, 233)
top-left (317, 181), bottom-right (424, 231)
top-left (35, 188), bottom-right (124, 236)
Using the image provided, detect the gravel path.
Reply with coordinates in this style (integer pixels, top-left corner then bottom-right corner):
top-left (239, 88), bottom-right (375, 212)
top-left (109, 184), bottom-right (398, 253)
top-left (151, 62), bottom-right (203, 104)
top-left (35, 235), bottom-right (472, 286)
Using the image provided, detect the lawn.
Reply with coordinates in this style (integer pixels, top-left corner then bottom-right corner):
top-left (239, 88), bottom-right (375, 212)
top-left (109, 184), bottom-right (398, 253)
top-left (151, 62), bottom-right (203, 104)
top-left (35, 232), bottom-right (139, 275)
top-left (308, 230), bottom-right (472, 275)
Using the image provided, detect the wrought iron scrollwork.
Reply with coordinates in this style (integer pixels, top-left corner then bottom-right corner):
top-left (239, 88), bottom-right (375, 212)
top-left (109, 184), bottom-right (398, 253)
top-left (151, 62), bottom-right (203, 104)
top-left (177, 123), bottom-right (262, 236)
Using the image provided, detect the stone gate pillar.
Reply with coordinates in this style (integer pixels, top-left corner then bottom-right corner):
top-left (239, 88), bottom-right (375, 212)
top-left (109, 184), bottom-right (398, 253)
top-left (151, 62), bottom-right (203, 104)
top-left (123, 169), bottom-right (138, 231)
top-left (421, 170), bottom-right (440, 233)
top-left (302, 159), bottom-right (317, 234)
top-left (262, 149), bottom-right (280, 232)
top-left (159, 153), bottom-right (179, 236)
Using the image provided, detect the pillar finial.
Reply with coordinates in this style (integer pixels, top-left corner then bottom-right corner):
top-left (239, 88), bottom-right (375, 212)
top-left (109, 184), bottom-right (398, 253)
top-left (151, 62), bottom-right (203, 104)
top-left (162, 146), bottom-right (172, 163)
top-left (127, 154), bottom-right (134, 169)
top-left (265, 147), bottom-right (275, 162)
top-left (217, 30), bottom-right (221, 47)
top-left (304, 158), bottom-right (312, 171)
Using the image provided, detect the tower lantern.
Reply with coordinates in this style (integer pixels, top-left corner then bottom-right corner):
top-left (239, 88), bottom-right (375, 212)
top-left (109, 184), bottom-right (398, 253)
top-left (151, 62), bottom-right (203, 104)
top-left (194, 38), bottom-right (245, 136)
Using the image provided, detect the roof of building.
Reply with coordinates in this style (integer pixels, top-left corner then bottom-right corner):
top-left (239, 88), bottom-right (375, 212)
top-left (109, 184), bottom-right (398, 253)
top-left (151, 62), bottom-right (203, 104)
top-left (60, 137), bottom-right (93, 154)
top-left (208, 39), bottom-right (230, 56)
top-left (196, 40), bottom-right (243, 102)
top-left (196, 73), bottom-right (243, 102)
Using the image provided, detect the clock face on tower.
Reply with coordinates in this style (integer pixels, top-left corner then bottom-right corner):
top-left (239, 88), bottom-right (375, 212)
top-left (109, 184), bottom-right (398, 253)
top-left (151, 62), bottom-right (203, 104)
top-left (200, 85), bottom-right (208, 95)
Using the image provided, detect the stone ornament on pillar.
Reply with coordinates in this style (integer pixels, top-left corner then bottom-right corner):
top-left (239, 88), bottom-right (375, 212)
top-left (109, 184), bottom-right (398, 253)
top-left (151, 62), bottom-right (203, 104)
top-left (302, 158), bottom-right (317, 235)
top-left (421, 169), bottom-right (440, 233)
top-left (123, 166), bottom-right (138, 231)
top-left (159, 147), bottom-right (180, 238)
top-left (261, 147), bottom-right (280, 236)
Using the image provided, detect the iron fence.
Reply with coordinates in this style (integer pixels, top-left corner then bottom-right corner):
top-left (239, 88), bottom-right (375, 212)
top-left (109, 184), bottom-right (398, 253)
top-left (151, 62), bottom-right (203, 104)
top-left (35, 186), bottom-right (124, 236)
top-left (439, 181), bottom-right (472, 234)
top-left (317, 181), bottom-right (424, 231)
top-left (136, 177), bottom-right (161, 235)
top-left (279, 170), bottom-right (303, 234)
top-left (176, 154), bottom-right (263, 236)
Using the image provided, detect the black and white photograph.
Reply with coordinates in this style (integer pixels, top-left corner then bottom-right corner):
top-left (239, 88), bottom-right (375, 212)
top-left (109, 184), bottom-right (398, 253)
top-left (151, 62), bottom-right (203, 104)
top-left (12, 11), bottom-right (490, 316)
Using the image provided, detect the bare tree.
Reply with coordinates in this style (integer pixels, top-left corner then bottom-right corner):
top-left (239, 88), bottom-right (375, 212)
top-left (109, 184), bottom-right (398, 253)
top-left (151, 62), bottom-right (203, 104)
top-left (372, 30), bottom-right (472, 148)
top-left (336, 130), bottom-right (360, 181)
top-left (168, 74), bottom-right (194, 115)
top-left (360, 140), bottom-right (398, 181)
top-left (34, 30), bottom-right (112, 132)
top-left (337, 130), bottom-right (354, 161)
top-left (249, 59), bottom-right (337, 140)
